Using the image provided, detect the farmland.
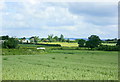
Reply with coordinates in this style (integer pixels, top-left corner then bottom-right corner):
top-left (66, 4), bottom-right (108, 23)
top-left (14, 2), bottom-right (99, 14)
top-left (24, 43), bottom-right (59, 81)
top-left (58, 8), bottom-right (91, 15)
top-left (39, 42), bottom-right (78, 47)
top-left (39, 42), bottom-right (116, 47)
top-left (2, 49), bottom-right (118, 80)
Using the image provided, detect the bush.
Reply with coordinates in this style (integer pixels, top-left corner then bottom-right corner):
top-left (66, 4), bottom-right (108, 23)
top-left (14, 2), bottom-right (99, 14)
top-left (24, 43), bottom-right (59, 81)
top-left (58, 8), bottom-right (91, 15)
top-left (78, 39), bottom-right (86, 47)
top-left (2, 37), bottom-right (19, 49)
top-left (96, 45), bottom-right (119, 51)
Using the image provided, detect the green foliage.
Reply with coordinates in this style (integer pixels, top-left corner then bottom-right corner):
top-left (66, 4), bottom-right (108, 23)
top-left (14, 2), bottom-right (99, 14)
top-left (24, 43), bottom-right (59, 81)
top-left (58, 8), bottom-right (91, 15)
top-left (41, 38), bottom-right (48, 42)
top-left (116, 39), bottom-right (120, 46)
top-left (22, 37), bottom-right (26, 40)
top-left (59, 34), bottom-right (65, 42)
top-left (96, 45), bottom-right (119, 51)
top-left (29, 37), bottom-right (34, 43)
top-left (0, 35), bottom-right (9, 40)
top-left (66, 39), bottom-right (70, 43)
top-left (78, 39), bottom-right (86, 47)
top-left (47, 34), bottom-right (54, 42)
top-left (2, 37), bottom-right (19, 49)
top-left (53, 36), bottom-right (59, 42)
top-left (34, 36), bottom-right (40, 44)
top-left (85, 35), bottom-right (101, 49)
top-left (29, 36), bottom-right (40, 44)
top-left (105, 38), bottom-right (117, 43)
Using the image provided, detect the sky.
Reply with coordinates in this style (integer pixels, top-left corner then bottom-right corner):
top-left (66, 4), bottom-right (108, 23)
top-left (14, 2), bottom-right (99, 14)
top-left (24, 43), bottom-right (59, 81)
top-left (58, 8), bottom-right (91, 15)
top-left (0, 0), bottom-right (118, 39)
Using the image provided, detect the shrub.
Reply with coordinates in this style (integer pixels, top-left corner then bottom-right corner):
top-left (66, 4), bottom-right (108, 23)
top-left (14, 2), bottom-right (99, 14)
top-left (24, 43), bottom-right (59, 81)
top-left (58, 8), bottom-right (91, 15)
top-left (96, 45), bottom-right (119, 51)
top-left (2, 37), bottom-right (19, 49)
top-left (52, 57), bottom-right (55, 59)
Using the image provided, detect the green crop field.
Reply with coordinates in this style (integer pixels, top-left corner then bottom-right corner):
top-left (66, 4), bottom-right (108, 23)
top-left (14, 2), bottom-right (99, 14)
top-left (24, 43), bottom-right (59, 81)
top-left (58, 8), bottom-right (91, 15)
top-left (2, 50), bottom-right (118, 80)
top-left (102, 43), bottom-right (116, 46)
top-left (39, 42), bottom-right (78, 47)
top-left (39, 42), bottom-right (116, 47)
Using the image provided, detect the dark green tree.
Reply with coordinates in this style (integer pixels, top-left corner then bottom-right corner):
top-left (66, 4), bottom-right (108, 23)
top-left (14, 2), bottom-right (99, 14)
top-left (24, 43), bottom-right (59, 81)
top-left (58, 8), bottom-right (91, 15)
top-left (22, 37), bottom-right (26, 40)
top-left (1, 35), bottom-right (9, 40)
top-left (29, 37), bottom-right (34, 43)
top-left (59, 34), bottom-right (65, 42)
top-left (116, 39), bottom-right (120, 46)
top-left (85, 35), bottom-right (101, 49)
top-left (34, 36), bottom-right (39, 44)
top-left (2, 37), bottom-right (19, 48)
top-left (78, 39), bottom-right (86, 47)
top-left (66, 38), bottom-right (70, 43)
top-left (41, 38), bottom-right (48, 42)
top-left (47, 34), bottom-right (53, 42)
top-left (53, 36), bottom-right (59, 42)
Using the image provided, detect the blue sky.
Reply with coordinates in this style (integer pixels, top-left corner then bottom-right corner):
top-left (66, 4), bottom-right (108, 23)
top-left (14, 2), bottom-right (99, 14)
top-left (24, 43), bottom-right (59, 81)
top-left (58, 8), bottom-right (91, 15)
top-left (0, 0), bottom-right (118, 39)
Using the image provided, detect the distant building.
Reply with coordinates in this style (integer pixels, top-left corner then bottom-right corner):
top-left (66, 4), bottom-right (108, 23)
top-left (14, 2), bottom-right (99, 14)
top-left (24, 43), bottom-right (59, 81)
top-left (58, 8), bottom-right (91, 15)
top-left (19, 39), bottom-right (30, 43)
top-left (22, 39), bottom-right (30, 43)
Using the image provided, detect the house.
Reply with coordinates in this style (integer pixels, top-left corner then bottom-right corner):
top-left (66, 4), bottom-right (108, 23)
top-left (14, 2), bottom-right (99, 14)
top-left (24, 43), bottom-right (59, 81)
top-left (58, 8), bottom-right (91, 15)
top-left (22, 39), bottom-right (30, 43)
top-left (19, 38), bottom-right (30, 43)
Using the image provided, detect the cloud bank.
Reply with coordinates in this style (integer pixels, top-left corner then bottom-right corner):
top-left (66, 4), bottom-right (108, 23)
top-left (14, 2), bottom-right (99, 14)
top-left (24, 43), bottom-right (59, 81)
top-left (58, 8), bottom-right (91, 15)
top-left (1, 1), bottom-right (118, 39)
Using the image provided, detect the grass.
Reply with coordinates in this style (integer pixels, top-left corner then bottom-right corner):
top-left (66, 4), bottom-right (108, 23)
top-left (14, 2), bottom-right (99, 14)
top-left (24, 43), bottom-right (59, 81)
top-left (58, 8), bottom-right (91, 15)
top-left (2, 50), bottom-right (118, 80)
top-left (2, 48), bottom-right (47, 55)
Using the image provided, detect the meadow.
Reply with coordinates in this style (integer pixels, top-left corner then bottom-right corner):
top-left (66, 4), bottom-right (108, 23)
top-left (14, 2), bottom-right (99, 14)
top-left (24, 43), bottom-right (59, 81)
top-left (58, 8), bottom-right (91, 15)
top-left (2, 49), bottom-right (118, 80)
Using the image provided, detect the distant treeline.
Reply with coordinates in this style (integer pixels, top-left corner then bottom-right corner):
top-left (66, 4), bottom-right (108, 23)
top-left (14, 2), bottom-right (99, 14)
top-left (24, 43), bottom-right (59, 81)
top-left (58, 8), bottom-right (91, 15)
top-left (0, 35), bottom-right (120, 51)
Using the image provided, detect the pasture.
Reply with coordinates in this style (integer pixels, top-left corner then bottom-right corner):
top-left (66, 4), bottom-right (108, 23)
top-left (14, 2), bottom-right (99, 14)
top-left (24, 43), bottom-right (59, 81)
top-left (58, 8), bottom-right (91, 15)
top-left (2, 50), bottom-right (118, 80)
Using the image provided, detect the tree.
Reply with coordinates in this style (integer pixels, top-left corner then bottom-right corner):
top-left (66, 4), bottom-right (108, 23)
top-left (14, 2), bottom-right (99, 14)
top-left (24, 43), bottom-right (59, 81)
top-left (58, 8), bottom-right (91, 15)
top-left (29, 36), bottom-right (39, 44)
top-left (2, 37), bottom-right (19, 48)
top-left (116, 39), bottom-right (120, 46)
top-left (66, 38), bottom-right (70, 43)
top-left (59, 34), bottom-right (65, 42)
top-left (53, 36), bottom-right (59, 42)
top-left (22, 37), bottom-right (26, 40)
top-left (47, 34), bottom-right (53, 42)
top-left (85, 35), bottom-right (101, 49)
top-left (1, 35), bottom-right (9, 40)
top-left (29, 37), bottom-right (34, 43)
top-left (41, 38), bottom-right (48, 42)
top-left (34, 36), bottom-right (40, 44)
top-left (78, 39), bottom-right (86, 47)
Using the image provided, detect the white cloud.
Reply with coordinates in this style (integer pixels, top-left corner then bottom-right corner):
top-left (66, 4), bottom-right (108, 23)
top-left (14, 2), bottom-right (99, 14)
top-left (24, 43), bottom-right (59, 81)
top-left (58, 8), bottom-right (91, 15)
top-left (0, 1), bottom-right (5, 10)
top-left (1, 1), bottom-right (118, 38)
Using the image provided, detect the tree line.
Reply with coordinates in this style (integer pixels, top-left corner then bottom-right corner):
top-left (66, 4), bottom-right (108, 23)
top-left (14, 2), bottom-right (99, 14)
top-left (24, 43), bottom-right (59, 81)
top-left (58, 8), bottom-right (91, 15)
top-left (1, 35), bottom-right (120, 51)
top-left (19, 34), bottom-right (68, 44)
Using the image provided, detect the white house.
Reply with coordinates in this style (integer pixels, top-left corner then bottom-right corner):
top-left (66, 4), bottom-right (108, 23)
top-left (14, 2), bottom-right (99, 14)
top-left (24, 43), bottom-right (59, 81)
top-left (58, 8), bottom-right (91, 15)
top-left (19, 39), bottom-right (30, 43)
